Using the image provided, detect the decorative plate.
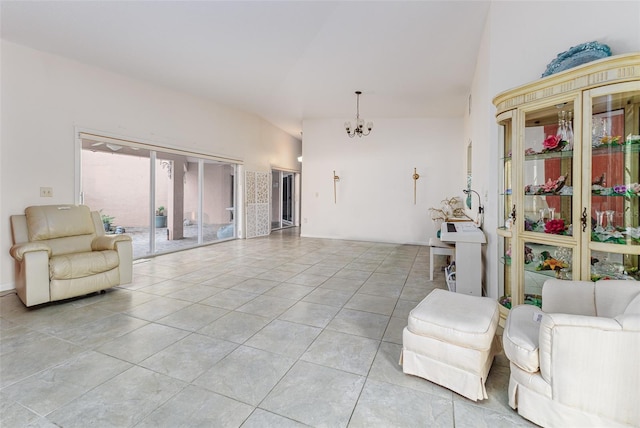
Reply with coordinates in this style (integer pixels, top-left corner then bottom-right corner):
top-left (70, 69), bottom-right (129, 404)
top-left (541, 41), bottom-right (611, 77)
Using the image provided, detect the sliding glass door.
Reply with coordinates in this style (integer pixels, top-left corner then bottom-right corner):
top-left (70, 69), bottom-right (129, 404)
top-left (271, 169), bottom-right (296, 230)
top-left (79, 134), bottom-right (237, 259)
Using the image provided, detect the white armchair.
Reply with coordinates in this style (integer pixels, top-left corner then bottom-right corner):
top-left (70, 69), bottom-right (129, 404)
top-left (502, 279), bottom-right (640, 427)
top-left (9, 205), bottom-right (133, 307)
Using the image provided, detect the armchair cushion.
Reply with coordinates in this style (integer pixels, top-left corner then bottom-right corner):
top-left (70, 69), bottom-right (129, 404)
top-left (50, 250), bottom-right (120, 280)
top-left (502, 304), bottom-right (542, 372)
top-left (542, 280), bottom-right (595, 315)
top-left (596, 282), bottom-right (640, 317)
top-left (625, 294), bottom-right (640, 315)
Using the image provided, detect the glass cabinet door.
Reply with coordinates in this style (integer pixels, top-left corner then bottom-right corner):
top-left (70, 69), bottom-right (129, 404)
top-left (499, 235), bottom-right (513, 309)
top-left (522, 100), bottom-right (577, 237)
top-left (586, 83), bottom-right (640, 280)
top-left (497, 111), bottom-right (516, 312)
top-left (498, 112), bottom-right (514, 230)
top-left (522, 241), bottom-right (574, 307)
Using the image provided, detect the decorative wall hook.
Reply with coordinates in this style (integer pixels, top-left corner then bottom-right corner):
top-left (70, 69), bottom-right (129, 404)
top-left (412, 168), bottom-right (420, 204)
top-left (333, 170), bottom-right (340, 204)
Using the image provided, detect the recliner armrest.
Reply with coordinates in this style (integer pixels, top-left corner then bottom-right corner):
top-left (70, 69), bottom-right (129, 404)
top-left (9, 242), bottom-right (51, 262)
top-left (91, 234), bottom-right (132, 251)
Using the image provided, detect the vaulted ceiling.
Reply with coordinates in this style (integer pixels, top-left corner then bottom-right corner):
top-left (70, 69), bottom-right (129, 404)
top-left (1, 1), bottom-right (491, 138)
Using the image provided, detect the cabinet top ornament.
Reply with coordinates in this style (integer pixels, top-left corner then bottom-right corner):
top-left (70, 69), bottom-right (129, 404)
top-left (493, 53), bottom-right (640, 115)
top-left (541, 41), bottom-right (611, 78)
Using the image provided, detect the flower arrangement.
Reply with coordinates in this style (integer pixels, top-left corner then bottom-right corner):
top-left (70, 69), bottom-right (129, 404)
top-left (524, 294), bottom-right (542, 308)
top-left (504, 246), bottom-right (512, 265)
top-left (525, 175), bottom-right (566, 195)
top-left (598, 135), bottom-right (621, 146)
top-left (591, 230), bottom-right (626, 245)
top-left (524, 245), bottom-right (535, 263)
top-left (499, 295), bottom-right (512, 309)
top-left (594, 133), bottom-right (640, 148)
top-left (536, 253), bottom-right (568, 273)
top-left (429, 197), bottom-right (469, 224)
top-left (592, 182), bottom-right (640, 197)
top-left (541, 135), bottom-right (568, 153)
top-left (524, 218), bottom-right (535, 232)
top-left (625, 227), bottom-right (640, 243)
top-left (544, 219), bottom-right (566, 234)
top-left (626, 134), bottom-right (640, 144)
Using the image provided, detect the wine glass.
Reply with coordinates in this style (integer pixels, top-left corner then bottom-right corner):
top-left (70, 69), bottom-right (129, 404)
top-left (605, 210), bottom-right (615, 232)
top-left (566, 111), bottom-right (574, 150)
top-left (595, 210), bottom-right (605, 233)
top-left (538, 208), bottom-right (547, 228)
top-left (548, 207), bottom-right (556, 221)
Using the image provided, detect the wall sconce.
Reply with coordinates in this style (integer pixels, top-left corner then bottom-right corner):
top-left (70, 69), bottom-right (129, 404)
top-left (333, 170), bottom-right (340, 204)
top-left (412, 168), bottom-right (420, 205)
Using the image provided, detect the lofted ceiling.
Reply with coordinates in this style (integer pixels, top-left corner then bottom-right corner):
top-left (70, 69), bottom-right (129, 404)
top-left (1, 1), bottom-right (491, 139)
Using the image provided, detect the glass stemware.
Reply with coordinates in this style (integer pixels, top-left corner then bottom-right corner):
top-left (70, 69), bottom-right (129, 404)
top-left (595, 210), bottom-right (605, 233)
top-left (566, 111), bottom-right (574, 150)
top-left (548, 207), bottom-right (556, 221)
top-left (592, 118), bottom-right (602, 147)
top-left (605, 210), bottom-right (615, 232)
top-left (538, 208), bottom-right (547, 229)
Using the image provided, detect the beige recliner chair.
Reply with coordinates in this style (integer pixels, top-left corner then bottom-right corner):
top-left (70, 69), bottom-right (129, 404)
top-left (502, 279), bottom-right (640, 427)
top-left (9, 204), bottom-right (133, 307)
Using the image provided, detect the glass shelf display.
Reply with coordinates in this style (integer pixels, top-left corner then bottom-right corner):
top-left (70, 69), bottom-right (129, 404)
top-left (522, 100), bottom-right (575, 238)
top-left (499, 111), bottom-right (514, 232)
top-left (521, 242), bottom-right (573, 308)
top-left (590, 250), bottom-right (640, 281)
top-left (498, 235), bottom-right (513, 309)
top-left (493, 54), bottom-right (639, 318)
top-left (589, 92), bottom-right (640, 249)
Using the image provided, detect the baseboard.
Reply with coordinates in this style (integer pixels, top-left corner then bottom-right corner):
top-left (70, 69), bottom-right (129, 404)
top-left (0, 281), bottom-right (16, 293)
top-left (299, 232), bottom-right (428, 247)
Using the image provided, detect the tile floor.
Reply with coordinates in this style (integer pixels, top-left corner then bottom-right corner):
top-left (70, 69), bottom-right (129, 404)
top-left (0, 228), bottom-right (535, 427)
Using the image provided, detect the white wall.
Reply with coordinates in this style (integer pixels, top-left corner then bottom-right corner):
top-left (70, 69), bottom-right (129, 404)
top-left (301, 118), bottom-right (465, 245)
top-left (0, 40), bottom-right (301, 291)
top-left (467, 0), bottom-right (640, 298)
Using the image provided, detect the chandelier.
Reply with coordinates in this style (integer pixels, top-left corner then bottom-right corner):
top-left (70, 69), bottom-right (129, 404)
top-left (344, 91), bottom-right (373, 138)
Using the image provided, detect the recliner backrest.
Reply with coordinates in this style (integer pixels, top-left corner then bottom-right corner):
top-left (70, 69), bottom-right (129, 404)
top-left (24, 205), bottom-right (97, 256)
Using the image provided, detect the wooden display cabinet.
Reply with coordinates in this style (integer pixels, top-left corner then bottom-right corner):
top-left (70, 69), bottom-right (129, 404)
top-left (493, 53), bottom-right (640, 321)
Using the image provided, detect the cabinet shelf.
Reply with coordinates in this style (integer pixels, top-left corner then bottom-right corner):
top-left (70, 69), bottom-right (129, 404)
top-left (524, 192), bottom-right (573, 196)
top-left (592, 142), bottom-right (640, 155)
top-left (524, 150), bottom-right (574, 161)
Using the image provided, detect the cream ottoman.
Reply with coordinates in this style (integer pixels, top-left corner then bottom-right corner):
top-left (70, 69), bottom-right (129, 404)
top-left (400, 288), bottom-right (500, 401)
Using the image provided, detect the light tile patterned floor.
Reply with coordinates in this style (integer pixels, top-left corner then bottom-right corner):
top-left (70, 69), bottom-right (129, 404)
top-left (0, 228), bottom-right (535, 427)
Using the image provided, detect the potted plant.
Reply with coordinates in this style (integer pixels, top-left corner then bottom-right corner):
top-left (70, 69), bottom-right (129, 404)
top-left (101, 213), bottom-right (115, 232)
top-left (155, 206), bottom-right (167, 228)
